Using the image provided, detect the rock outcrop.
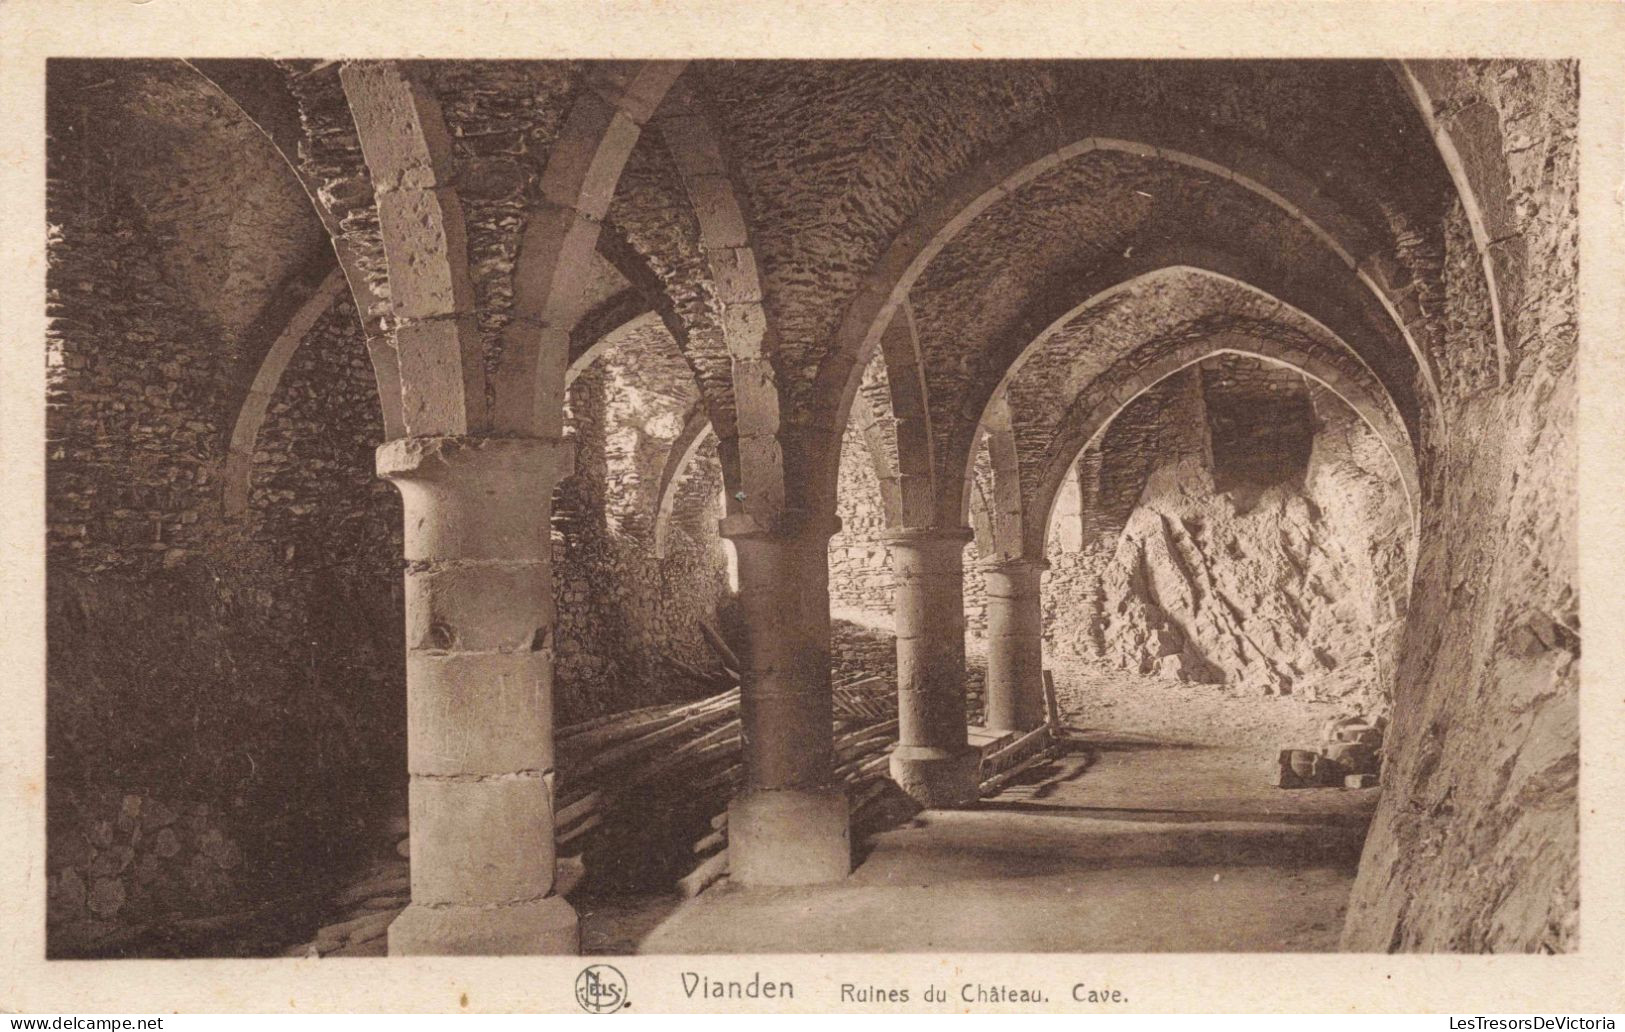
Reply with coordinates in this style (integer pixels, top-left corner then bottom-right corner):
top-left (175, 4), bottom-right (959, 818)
top-left (1050, 396), bottom-right (1412, 716)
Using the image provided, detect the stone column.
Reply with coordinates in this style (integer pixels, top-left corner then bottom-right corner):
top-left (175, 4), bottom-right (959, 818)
top-left (886, 526), bottom-right (981, 807)
top-left (721, 510), bottom-right (851, 886)
top-left (378, 435), bottom-right (578, 955)
top-left (982, 557), bottom-right (1048, 734)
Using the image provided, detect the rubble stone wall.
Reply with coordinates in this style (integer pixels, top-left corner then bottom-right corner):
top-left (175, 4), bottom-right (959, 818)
top-left (45, 157), bottom-right (409, 951)
top-left (554, 362), bottom-right (732, 720)
top-left (829, 425), bottom-right (895, 617)
top-left (45, 126), bottom-right (730, 954)
top-left (1077, 368), bottom-right (1211, 543)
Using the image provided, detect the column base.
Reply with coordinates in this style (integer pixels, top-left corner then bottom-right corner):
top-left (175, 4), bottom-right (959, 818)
top-left (727, 786), bottom-right (851, 886)
top-left (387, 894), bottom-right (579, 956)
top-left (889, 745), bottom-right (982, 808)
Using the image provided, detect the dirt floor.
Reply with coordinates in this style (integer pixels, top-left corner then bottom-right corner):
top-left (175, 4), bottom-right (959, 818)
top-left (277, 652), bottom-right (1378, 957)
top-left (586, 657), bottom-right (1377, 955)
top-left (1043, 652), bottom-right (1364, 749)
top-left (276, 656), bottom-right (1371, 955)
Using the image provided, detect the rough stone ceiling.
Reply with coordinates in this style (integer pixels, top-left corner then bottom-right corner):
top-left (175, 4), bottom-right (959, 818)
top-left (997, 269), bottom-right (1391, 516)
top-left (1051, 61), bottom-right (1455, 233)
top-left (683, 59), bottom-right (1449, 424)
top-left (607, 131), bottom-right (736, 435)
top-left (49, 60), bottom-right (325, 350)
top-left (416, 59), bottom-right (580, 383)
top-left (696, 60), bottom-right (1065, 416)
top-left (83, 57), bottom-right (1457, 498)
top-left (906, 150), bottom-right (1416, 491)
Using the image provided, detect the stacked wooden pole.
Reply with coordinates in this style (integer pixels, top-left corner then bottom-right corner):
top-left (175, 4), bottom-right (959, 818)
top-left (551, 621), bottom-right (903, 899)
top-left (549, 656), bottom-right (1069, 900)
top-left (551, 686), bottom-right (744, 850)
top-left (976, 669), bottom-right (1067, 796)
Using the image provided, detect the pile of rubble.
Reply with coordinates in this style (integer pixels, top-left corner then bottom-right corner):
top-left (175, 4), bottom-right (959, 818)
top-left (1273, 713), bottom-right (1386, 789)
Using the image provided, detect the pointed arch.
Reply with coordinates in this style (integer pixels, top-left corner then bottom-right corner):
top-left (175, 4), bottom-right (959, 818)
top-left (222, 267), bottom-right (348, 516)
top-left (950, 263), bottom-right (1419, 530)
top-left (965, 394), bottom-right (1026, 561)
top-left (1393, 60), bottom-right (1516, 385)
top-left (341, 61), bottom-right (486, 435)
top-left (651, 407), bottom-right (718, 559)
top-left (814, 110), bottom-right (1448, 532)
top-left (493, 61), bottom-right (689, 437)
top-left (1025, 335), bottom-right (1419, 560)
top-left (652, 76), bottom-right (786, 528)
top-left (182, 59), bottom-right (405, 440)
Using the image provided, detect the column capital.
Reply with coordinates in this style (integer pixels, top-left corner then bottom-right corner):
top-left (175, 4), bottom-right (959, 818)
top-left (718, 508), bottom-right (842, 542)
top-left (881, 525), bottom-right (975, 547)
top-left (979, 555), bottom-right (1050, 575)
top-left (377, 434), bottom-right (572, 481)
top-left (377, 435), bottom-right (571, 561)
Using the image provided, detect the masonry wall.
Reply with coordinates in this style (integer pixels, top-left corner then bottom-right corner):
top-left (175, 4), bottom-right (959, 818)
top-left (828, 424), bottom-right (895, 617)
top-left (45, 137), bottom-right (408, 953)
top-left (554, 362), bottom-right (732, 721)
top-left (1076, 368), bottom-right (1211, 544)
top-left (45, 111), bottom-right (731, 955)
top-left (1342, 60), bottom-right (1579, 952)
top-left (1202, 357), bottom-right (1318, 492)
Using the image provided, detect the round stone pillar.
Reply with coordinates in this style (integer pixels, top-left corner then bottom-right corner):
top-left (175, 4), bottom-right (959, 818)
top-left (721, 510), bottom-right (851, 886)
top-left (982, 557), bottom-right (1048, 734)
top-left (377, 435), bottom-right (578, 956)
top-left (886, 526), bottom-right (981, 807)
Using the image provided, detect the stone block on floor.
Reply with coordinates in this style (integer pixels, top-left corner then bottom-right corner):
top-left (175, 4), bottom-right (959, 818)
top-left (1323, 742), bottom-right (1379, 775)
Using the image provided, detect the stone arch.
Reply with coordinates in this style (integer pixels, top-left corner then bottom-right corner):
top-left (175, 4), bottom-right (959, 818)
top-left (1393, 60), bottom-right (1516, 385)
top-left (965, 393), bottom-right (1025, 561)
top-left (812, 113), bottom-right (1449, 525)
top-left (651, 78), bottom-right (786, 527)
top-left (222, 243), bottom-right (671, 522)
top-left (182, 60), bottom-right (406, 440)
top-left (845, 323), bottom-right (935, 531)
top-left (567, 304), bottom-right (664, 389)
top-left (873, 300), bottom-right (936, 528)
top-left (222, 268), bottom-right (349, 516)
top-left (560, 243), bottom-right (752, 537)
top-left (341, 61), bottom-right (488, 436)
top-left (950, 264), bottom-right (1420, 531)
top-left (651, 407), bottom-right (717, 559)
top-left (492, 61), bottom-right (688, 437)
top-left (848, 389), bottom-right (904, 527)
top-left (964, 245), bottom-right (1426, 455)
top-left (1024, 335), bottom-right (1420, 561)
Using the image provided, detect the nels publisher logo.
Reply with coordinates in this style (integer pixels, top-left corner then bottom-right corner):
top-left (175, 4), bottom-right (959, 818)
top-left (575, 964), bottom-right (629, 1013)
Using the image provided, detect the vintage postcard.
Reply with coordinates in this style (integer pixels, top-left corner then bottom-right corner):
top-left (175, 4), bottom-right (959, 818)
top-left (2, 0), bottom-right (1622, 1016)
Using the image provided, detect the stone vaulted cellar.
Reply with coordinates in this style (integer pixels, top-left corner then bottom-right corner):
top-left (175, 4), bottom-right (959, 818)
top-left (44, 58), bottom-right (1577, 957)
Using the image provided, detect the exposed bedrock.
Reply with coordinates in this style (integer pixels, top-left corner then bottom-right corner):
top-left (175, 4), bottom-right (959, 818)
top-left (1039, 364), bottom-right (1412, 717)
top-left (1342, 326), bottom-right (1578, 953)
top-left (1340, 58), bottom-right (1579, 953)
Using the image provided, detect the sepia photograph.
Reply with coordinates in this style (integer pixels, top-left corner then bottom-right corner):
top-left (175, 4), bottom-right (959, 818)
top-left (4, 0), bottom-right (1622, 1017)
